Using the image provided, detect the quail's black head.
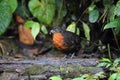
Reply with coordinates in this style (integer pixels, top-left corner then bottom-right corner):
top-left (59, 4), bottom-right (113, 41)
top-left (50, 27), bottom-right (65, 34)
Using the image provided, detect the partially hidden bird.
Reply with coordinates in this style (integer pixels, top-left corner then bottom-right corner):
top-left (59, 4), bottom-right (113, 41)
top-left (50, 27), bottom-right (81, 56)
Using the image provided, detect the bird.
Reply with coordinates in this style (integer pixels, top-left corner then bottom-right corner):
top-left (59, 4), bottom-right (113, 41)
top-left (50, 27), bottom-right (81, 57)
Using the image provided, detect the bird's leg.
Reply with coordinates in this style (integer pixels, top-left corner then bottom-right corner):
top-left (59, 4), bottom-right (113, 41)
top-left (62, 54), bottom-right (67, 59)
top-left (70, 52), bottom-right (76, 59)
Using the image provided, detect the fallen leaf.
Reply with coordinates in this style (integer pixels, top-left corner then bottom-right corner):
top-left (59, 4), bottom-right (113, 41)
top-left (16, 14), bottom-right (25, 23)
top-left (18, 24), bottom-right (34, 45)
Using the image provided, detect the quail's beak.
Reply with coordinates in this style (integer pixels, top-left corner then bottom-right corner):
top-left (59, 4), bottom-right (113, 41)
top-left (50, 29), bottom-right (55, 35)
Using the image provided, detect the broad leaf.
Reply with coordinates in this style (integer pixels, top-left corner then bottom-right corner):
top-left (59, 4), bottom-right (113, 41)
top-left (24, 20), bottom-right (40, 39)
top-left (41, 25), bottom-right (48, 34)
top-left (0, 1), bottom-right (12, 35)
top-left (0, 0), bottom-right (17, 35)
top-left (7, 0), bottom-right (18, 13)
top-left (108, 73), bottom-right (117, 80)
top-left (104, 19), bottom-right (120, 30)
top-left (66, 22), bottom-right (80, 35)
top-left (49, 76), bottom-right (62, 80)
top-left (100, 58), bottom-right (112, 63)
top-left (117, 76), bottom-right (120, 80)
top-left (88, 2), bottom-right (96, 12)
top-left (31, 23), bottom-right (40, 39)
top-left (24, 20), bottom-right (35, 28)
top-left (108, 5), bottom-right (115, 21)
top-left (29, 0), bottom-right (55, 25)
top-left (89, 9), bottom-right (99, 23)
top-left (94, 72), bottom-right (106, 79)
top-left (114, 26), bottom-right (120, 35)
top-left (114, 0), bottom-right (120, 16)
top-left (113, 58), bottom-right (120, 67)
top-left (97, 62), bottom-right (111, 68)
top-left (82, 22), bottom-right (90, 41)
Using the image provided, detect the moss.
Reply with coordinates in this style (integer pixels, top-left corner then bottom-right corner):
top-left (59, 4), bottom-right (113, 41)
top-left (24, 65), bottom-right (45, 75)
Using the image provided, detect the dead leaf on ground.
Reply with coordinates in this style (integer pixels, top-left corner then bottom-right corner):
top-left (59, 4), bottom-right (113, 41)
top-left (16, 14), bottom-right (25, 23)
top-left (18, 24), bottom-right (34, 45)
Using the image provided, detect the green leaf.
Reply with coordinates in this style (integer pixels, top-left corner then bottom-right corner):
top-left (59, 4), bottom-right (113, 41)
top-left (108, 73), bottom-right (117, 80)
top-left (31, 23), bottom-right (40, 39)
top-left (28, 0), bottom-right (55, 25)
top-left (66, 22), bottom-right (76, 32)
top-left (116, 70), bottom-right (120, 80)
top-left (24, 20), bottom-right (34, 28)
top-left (24, 20), bottom-right (40, 39)
top-left (97, 58), bottom-right (112, 68)
top-left (7, 0), bottom-right (18, 13)
top-left (0, 0), bottom-right (12, 35)
top-left (41, 25), bottom-right (48, 34)
top-left (100, 58), bottom-right (112, 63)
top-left (72, 77), bottom-right (85, 80)
top-left (108, 5), bottom-right (115, 21)
top-left (114, 26), bottom-right (120, 35)
top-left (82, 22), bottom-right (90, 41)
top-left (103, 19), bottom-right (120, 30)
top-left (113, 58), bottom-right (120, 67)
top-left (88, 2), bottom-right (96, 12)
top-left (114, 0), bottom-right (120, 16)
top-left (89, 9), bottom-right (99, 23)
top-left (0, 0), bottom-right (17, 35)
top-left (66, 22), bottom-right (80, 35)
top-left (116, 76), bottom-right (120, 80)
top-left (96, 62), bottom-right (111, 68)
top-left (94, 72), bottom-right (106, 79)
top-left (49, 76), bottom-right (62, 80)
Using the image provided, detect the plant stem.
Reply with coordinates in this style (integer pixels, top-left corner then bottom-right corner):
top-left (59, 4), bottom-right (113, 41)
top-left (112, 29), bottom-right (120, 51)
top-left (107, 44), bottom-right (111, 60)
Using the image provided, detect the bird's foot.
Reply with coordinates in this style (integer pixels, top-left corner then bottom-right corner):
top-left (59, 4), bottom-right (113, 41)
top-left (62, 55), bottom-right (67, 60)
top-left (70, 52), bottom-right (76, 59)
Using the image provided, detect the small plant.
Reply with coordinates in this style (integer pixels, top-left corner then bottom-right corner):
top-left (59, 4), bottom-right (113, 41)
top-left (49, 76), bottom-right (62, 80)
top-left (103, 0), bottom-right (120, 35)
top-left (24, 20), bottom-right (48, 40)
top-left (97, 58), bottom-right (120, 80)
top-left (49, 72), bottom-right (105, 80)
top-left (97, 58), bottom-right (112, 68)
top-left (72, 72), bottom-right (105, 80)
top-left (109, 67), bottom-right (120, 80)
top-left (97, 58), bottom-right (120, 70)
